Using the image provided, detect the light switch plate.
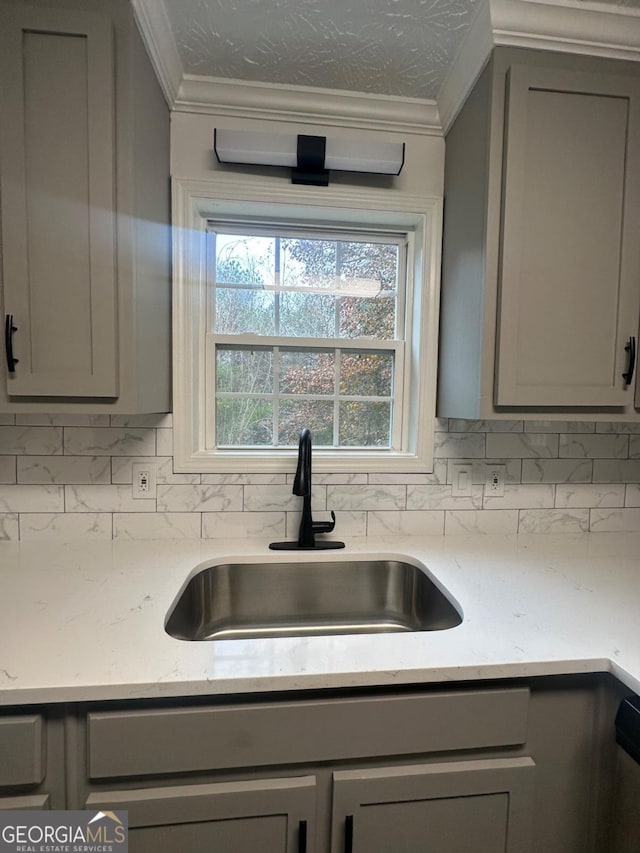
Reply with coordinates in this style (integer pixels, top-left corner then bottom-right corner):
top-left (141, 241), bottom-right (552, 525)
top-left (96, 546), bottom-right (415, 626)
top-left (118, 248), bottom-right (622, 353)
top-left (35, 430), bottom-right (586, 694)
top-left (451, 463), bottom-right (473, 497)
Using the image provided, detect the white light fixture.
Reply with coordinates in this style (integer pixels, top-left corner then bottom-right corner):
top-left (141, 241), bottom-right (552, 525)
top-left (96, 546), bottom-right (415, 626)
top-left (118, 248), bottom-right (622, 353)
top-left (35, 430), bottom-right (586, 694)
top-left (214, 129), bottom-right (405, 186)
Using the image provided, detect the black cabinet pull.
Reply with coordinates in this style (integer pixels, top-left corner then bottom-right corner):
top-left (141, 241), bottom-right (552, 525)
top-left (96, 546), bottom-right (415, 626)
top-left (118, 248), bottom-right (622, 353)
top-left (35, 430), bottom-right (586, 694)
top-left (344, 815), bottom-right (354, 853)
top-left (298, 819), bottom-right (307, 853)
top-left (4, 314), bottom-right (18, 373)
top-left (623, 336), bottom-right (636, 387)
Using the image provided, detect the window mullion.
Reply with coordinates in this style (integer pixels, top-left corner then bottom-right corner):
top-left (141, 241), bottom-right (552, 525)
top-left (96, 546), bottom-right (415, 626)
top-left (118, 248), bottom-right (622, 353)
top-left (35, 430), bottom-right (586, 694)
top-left (334, 348), bottom-right (341, 447)
top-left (273, 346), bottom-right (280, 446)
top-left (274, 234), bottom-right (281, 337)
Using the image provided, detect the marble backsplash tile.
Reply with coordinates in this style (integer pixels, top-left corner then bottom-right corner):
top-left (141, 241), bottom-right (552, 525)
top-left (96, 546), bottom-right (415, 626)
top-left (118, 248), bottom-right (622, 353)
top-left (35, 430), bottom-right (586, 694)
top-left (521, 459), bottom-right (592, 483)
top-left (0, 484), bottom-right (64, 513)
top-left (0, 414), bottom-right (640, 539)
top-left (157, 484), bottom-right (244, 513)
top-left (559, 434), bottom-right (629, 459)
top-left (0, 426), bottom-right (63, 455)
top-left (486, 433), bottom-right (558, 458)
top-left (17, 455), bottom-right (110, 485)
top-left (65, 484), bottom-right (156, 513)
top-left (0, 457), bottom-right (16, 484)
top-left (445, 509), bottom-right (519, 535)
top-left (406, 484), bottom-right (483, 511)
top-left (328, 484), bottom-right (406, 511)
top-left (64, 427), bottom-right (157, 456)
top-left (113, 512), bottom-right (201, 540)
top-left (19, 512), bottom-right (112, 541)
top-left (555, 483), bottom-right (625, 508)
top-left (518, 508), bottom-right (590, 534)
top-left (201, 511), bottom-right (285, 539)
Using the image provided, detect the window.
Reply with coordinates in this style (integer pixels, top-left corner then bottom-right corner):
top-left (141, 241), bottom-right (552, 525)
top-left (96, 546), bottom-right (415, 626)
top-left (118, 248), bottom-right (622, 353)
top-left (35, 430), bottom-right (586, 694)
top-left (172, 179), bottom-right (441, 473)
top-left (209, 226), bottom-right (405, 450)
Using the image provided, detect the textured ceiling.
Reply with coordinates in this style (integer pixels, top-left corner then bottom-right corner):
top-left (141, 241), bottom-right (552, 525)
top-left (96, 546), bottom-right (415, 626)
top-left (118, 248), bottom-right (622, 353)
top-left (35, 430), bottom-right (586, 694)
top-left (162, 0), bottom-right (483, 100)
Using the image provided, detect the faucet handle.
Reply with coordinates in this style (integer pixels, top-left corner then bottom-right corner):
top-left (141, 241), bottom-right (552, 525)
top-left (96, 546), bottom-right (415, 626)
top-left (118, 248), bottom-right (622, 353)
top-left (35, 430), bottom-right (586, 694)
top-left (312, 510), bottom-right (337, 535)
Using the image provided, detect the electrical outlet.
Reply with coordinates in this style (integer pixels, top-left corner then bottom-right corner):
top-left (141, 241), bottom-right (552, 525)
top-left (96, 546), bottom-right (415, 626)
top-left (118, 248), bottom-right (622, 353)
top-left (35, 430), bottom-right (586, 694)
top-left (132, 462), bottom-right (156, 499)
top-left (451, 463), bottom-right (473, 497)
top-left (485, 464), bottom-right (505, 498)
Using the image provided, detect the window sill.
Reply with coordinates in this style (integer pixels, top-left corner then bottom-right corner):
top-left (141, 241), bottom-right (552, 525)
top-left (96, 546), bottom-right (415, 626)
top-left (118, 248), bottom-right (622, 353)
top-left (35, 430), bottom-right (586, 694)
top-left (173, 446), bottom-right (434, 475)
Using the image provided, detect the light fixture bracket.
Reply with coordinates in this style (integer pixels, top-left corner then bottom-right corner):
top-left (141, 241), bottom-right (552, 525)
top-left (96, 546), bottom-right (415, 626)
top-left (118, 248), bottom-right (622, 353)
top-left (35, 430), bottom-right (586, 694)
top-left (291, 135), bottom-right (329, 186)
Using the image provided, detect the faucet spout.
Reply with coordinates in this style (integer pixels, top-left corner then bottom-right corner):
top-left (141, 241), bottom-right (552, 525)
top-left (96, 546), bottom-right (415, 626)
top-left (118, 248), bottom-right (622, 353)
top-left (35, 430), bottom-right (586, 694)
top-left (269, 428), bottom-right (345, 551)
top-left (293, 427), bottom-right (311, 497)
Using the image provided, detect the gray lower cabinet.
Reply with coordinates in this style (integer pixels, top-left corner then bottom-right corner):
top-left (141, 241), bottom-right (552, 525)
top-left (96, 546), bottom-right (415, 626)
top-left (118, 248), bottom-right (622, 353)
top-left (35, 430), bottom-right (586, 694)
top-left (438, 46), bottom-right (640, 420)
top-left (0, 677), bottom-right (626, 851)
top-left (86, 777), bottom-right (316, 853)
top-left (0, 0), bottom-right (171, 413)
top-left (0, 709), bottom-right (65, 810)
top-left (331, 758), bottom-right (535, 853)
top-left (78, 687), bottom-right (533, 852)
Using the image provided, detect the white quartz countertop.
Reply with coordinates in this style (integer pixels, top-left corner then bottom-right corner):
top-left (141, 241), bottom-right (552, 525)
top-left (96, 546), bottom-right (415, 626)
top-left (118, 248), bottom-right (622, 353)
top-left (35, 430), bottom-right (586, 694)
top-left (1, 533), bottom-right (640, 706)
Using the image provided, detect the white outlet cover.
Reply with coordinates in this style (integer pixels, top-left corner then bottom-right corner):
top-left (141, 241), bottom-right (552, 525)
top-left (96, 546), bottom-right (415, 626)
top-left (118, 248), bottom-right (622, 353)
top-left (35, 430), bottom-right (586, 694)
top-left (132, 462), bottom-right (157, 500)
top-left (485, 464), bottom-right (506, 498)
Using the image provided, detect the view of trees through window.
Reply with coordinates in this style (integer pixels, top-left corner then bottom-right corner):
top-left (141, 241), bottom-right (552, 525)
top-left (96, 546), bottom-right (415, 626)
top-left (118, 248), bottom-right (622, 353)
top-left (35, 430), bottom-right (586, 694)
top-left (210, 226), bottom-right (404, 448)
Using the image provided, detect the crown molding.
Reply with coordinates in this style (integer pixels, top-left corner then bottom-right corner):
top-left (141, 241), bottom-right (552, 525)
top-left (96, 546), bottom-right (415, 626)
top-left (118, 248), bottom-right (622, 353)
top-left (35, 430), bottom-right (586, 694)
top-left (175, 75), bottom-right (442, 135)
top-left (130, 0), bottom-right (183, 106)
top-left (437, 0), bottom-right (640, 135)
top-left (491, 0), bottom-right (640, 59)
top-left (437, 0), bottom-right (495, 134)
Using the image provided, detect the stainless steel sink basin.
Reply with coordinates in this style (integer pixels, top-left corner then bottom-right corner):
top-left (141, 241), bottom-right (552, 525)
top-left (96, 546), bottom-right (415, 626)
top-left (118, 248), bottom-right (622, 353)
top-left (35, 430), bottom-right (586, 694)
top-left (165, 559), bottom-right (462, 641)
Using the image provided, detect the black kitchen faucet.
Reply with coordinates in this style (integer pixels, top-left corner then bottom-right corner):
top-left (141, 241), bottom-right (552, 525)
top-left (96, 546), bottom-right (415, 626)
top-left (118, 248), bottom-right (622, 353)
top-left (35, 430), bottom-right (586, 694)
top-left (269, 428), bottom-right (345, 550)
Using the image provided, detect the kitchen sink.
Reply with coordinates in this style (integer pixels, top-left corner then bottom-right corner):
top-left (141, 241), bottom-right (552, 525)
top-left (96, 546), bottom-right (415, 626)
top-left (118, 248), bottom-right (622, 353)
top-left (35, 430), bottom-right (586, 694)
top-left (165, 558), bottom-right (462, 641)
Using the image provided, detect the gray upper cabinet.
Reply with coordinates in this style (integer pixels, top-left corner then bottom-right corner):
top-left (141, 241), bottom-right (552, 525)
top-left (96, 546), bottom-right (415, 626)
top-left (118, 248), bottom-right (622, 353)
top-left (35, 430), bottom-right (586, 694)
top-left (438, 48), bottom-right (640, 420)
top-left (0, 0), bottom-right (171, 413)
top-left (497, 66), bottom-right (640, 407)
top-left (0, 7), bottom-right (117, 398)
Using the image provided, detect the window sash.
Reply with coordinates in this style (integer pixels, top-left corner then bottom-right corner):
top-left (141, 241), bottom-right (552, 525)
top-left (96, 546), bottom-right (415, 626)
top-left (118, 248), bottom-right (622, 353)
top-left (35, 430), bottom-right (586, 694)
top-left (206, 227), bottom-right (407, 342)
top-left (205, 336), bottom-right (405, 451)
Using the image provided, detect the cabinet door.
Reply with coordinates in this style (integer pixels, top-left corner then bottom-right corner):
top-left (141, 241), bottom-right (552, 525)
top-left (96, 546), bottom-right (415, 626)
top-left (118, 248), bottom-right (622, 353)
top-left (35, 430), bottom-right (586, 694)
top-left (331, 758), bottom-right (535, 853)
top-left (86, 776), bottom-right (316, 853)
top-left (0, 714), bottom-right (45, 789)
top-left (0, 6), bottom-right (117, 397)
top-left (495, 65), bottom-right (640, 407)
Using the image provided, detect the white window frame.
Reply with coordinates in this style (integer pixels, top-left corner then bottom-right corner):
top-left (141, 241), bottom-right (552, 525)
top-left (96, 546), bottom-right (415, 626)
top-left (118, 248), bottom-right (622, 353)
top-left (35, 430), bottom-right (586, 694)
top-left (172, 176), bottom-right (442, 473)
